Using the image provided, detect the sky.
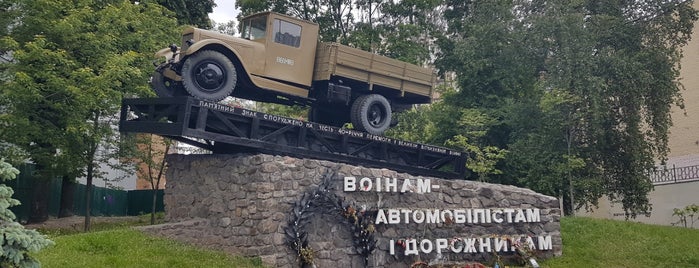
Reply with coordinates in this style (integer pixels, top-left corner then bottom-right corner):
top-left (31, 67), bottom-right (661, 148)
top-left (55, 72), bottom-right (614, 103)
top-left (210, 0), bottom-right (240, 23)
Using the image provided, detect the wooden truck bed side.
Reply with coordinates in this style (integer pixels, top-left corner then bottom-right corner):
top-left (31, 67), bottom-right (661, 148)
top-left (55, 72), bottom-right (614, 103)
top-left (313, 42), bottom-right (435, 102)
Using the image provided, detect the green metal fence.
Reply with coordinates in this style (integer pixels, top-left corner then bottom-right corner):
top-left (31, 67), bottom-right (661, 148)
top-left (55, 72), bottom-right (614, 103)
top-left (7, 164), bottom-right (164, 222)
top-left (127, 190), bottom-right (165, 216)
top-left (6, 164), bottom-right (62, 222)
top-left (73, 184), bottom-right (130, 217)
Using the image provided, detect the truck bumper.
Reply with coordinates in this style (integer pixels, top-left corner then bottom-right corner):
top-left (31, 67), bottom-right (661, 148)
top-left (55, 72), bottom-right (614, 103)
top-left (153, 47), bottom-right (182, 81)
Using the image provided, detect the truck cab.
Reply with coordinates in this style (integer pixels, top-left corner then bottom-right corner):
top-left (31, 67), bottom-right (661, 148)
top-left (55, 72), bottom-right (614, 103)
top-left (238, 12), bottom-right (319, 97)
top-left (153, 12), bottom-right (319, 104)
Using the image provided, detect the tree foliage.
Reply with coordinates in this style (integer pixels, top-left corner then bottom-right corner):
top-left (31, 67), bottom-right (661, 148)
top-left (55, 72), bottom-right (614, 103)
top-left (213, 20), bottom-right (237, 35)
top-left (156, 0), bottom-right (216, 28)
top-left (436, 0), bottom-right (698, 216)
top-left (0, 0), bottom-right (180, 225)
top-left (0, 159), bottom-right (53, 268)
top-left (386, 87), bottom-right (509, 182)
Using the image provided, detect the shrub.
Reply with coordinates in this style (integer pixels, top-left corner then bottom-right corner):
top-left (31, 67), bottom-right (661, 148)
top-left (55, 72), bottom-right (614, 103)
top-left (671, 204), bottom-right (699, 228)
top-left (0, 159), bottom-right (54, 267)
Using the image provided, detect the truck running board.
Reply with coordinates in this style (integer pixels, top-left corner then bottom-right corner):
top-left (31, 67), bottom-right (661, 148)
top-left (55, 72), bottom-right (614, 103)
top-left (119, 97), bottom-right (469, 179)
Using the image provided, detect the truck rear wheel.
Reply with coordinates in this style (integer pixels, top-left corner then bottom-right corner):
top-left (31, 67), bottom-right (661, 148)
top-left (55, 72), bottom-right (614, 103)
top-left (181, 50), bottom-right (237, 101)
top-left (351, 94), bottom-right (392, 135)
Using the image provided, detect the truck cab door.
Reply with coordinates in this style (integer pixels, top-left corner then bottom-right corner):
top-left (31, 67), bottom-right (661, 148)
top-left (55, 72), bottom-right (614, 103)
top-left (262, 16), bottom-right (318, 88)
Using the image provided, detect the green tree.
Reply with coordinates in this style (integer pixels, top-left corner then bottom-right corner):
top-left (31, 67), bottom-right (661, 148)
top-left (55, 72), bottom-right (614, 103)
top-left (124, 134), bottom-right (170, 225)
top-left (0, 36), bottom-right (84, 223)
top-left (386, 86), bottom-right (508, 180)
top-left (0, 159), bottom-right (53, 268)
top-left (157, 0), bottom-right (216, 28)
top-left (236, 0), bottom-right (289, 17)
top-left (255, 102), bottom-right (308, 120)
top-left (512, 0), bottom-right (695, 216)
top-left (0, 0), bottom-right (179, 228)
top-left (213, 20), bottom-right (237, 35)
top-left (433, 0), bottom-right (698, 216)
top-left (375, 0), bottom-right (441, 64)
top-left (505, 89), bottom-right (591, 214)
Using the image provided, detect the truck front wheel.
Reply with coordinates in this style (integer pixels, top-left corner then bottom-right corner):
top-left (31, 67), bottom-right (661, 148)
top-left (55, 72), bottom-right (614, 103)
top-left (181, 50), bottom-right (237, 101)
top-left (150, 70), bottom-right (187, 98)
top-left (351, 94), bottom-right (392, 135)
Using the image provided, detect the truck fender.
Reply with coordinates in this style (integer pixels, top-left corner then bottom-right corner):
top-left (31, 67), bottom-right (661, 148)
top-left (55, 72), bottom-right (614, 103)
top-left (184, 39), bottom-right (241, 60)
top-left (182, 39), bottom-right (252, 80)
top-left (154, 47), bottom-right (178, 63)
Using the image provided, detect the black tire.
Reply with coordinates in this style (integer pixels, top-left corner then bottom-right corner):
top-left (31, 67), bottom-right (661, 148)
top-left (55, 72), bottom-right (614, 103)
top-left (181, 50), bottom-right (237, 101)
top-left (309, 106), bottom-right (346, 127)
top-left (351, 94), bottom-right (392, 135)
top-left (150, 70), bottom-right (186, 98)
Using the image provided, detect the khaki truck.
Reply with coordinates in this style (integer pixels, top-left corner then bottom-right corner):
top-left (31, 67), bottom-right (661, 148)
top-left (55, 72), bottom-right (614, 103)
top-left (151, 11), bottom-right (435, 135)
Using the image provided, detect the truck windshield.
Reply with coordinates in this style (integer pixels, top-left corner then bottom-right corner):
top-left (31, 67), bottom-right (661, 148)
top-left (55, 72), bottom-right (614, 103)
top-left (241, 15), bottom-right (267, 41)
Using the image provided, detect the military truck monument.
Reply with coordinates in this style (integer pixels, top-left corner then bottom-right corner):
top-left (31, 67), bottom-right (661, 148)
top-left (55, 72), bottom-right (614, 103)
top-left (150, 11), bottom-right (434, 135)
top-left (123, 11), bottom-right (561, 268)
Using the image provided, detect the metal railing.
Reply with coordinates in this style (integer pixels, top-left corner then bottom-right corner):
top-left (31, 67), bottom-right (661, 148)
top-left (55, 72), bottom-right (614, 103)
top-left (650, 164), bottom-right (699, 185)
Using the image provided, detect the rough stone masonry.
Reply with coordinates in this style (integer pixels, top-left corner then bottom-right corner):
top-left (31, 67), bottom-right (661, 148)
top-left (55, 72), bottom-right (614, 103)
top-left (139, 153), bottom-right (562, 267)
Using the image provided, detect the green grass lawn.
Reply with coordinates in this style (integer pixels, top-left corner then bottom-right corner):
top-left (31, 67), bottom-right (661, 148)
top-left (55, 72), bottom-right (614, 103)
top-left (35, 228), bottom-right (264, 268)
top-left (33, 214), bottom-right (264, 268)
top-left (31, 216), bottom-right (699, 267)
top-left (542, 217), bottom-right (699, 267)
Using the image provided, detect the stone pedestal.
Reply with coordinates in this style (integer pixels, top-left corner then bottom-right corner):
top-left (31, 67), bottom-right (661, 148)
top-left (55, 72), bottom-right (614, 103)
top-left (139, 153), bottom-right (562, 267)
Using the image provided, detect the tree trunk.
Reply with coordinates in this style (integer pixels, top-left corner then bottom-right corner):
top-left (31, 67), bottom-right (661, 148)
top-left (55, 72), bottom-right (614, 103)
top-left (559, 195), bottom-right (565, 216)
top-left (84, 165), bottom-right (93, 232)
top-left (28, 178), bottom-right (50, 223)
top-left (150, 137), bottom-right (169, 225)
top-left (84, 111), bottom-right (100, 232)
top-left (58, 176), bottom-right (76, 218)
top-left (151, 189), bottom-right (157, 225)
top-left (568, 176), bottom-right (575, 216)
top-left (566, 129), bottom-right (575, 216)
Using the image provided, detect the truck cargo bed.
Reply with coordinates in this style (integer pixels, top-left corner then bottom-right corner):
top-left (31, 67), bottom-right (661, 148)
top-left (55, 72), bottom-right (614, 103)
top-left (313, 43), bottom-right (434, 102)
